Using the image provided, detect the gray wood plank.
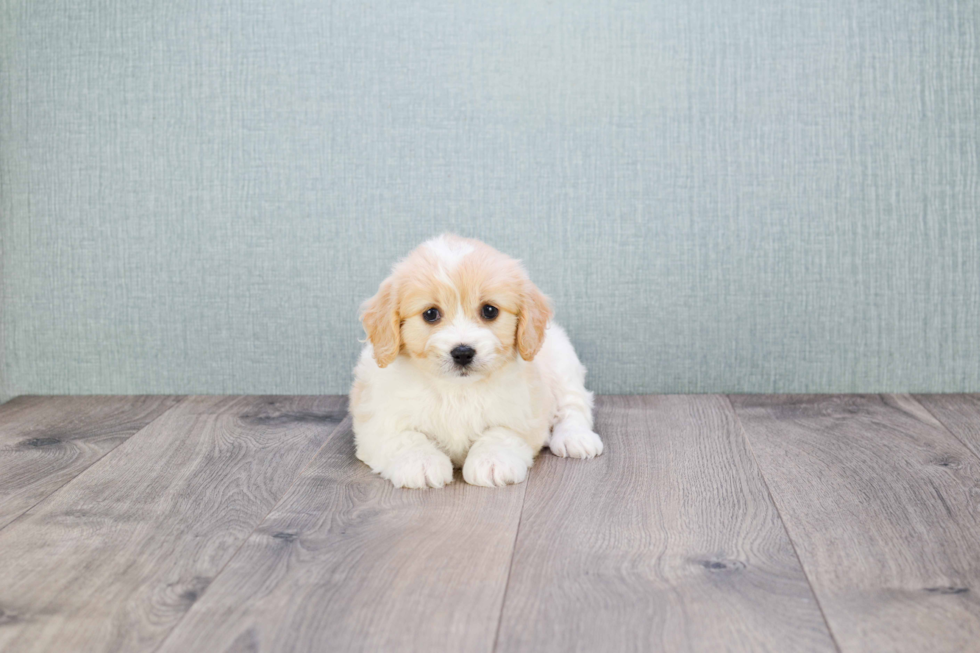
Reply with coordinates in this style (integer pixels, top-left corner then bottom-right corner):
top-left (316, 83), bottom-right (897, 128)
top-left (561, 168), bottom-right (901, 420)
top-left (915, 394), bottom-right (980, 461)
top-left (0, 395), bottom-right (183, 530)
top-left (0, 395), bottom-right (347, 653)
top-left (496, 395), bottom-right (835, 653)
top-left (731, 394), bottom-right (980, 653)
top-left (156, 416), bottom-right (526, 653)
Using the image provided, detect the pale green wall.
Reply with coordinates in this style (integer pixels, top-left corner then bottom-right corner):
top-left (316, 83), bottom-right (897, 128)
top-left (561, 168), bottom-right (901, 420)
top-left (2, 0), bottom-right (978, 399)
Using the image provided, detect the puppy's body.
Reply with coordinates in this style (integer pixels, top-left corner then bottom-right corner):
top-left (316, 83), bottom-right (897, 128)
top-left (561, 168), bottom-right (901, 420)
top-left (351, 235), bottom-right (602, 489)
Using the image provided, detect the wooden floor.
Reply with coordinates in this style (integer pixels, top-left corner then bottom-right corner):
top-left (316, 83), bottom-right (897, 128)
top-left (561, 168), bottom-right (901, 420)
top-left (0, 395), bottom-right (979, 652)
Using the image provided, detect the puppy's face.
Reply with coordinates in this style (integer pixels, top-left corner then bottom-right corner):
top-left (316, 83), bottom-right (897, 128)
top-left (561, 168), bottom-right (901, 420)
top-left (361, 235), bottom-right (552, 381)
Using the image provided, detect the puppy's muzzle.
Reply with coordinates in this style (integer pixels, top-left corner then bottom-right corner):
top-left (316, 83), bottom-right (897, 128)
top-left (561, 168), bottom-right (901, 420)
top-left (450, 345), bottom-right (476, 367)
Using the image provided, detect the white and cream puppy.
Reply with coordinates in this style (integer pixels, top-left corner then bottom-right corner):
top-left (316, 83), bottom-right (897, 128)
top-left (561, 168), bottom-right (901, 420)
top-left (350, 234), bottom-right (603, 489)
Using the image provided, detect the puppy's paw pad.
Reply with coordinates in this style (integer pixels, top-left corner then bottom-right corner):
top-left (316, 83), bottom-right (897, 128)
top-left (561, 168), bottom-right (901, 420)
top-left (383, 451), bottom-right (454, 489)
top-left (550, 425), bottom-right (604, 459)
top-left (462, 449), bottom-right (529, 487)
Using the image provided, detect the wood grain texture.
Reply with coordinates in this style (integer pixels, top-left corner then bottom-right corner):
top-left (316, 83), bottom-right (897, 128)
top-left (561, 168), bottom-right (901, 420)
top-left (731, 394), bottom-right (980, 653)
top-left (0, 395), bottom-right (182, 530)
top-left (156, 417), bottom-right (526, 653)
top-left (0, 395), bottom-right (347, 653)
top-left (496, 395), bottom-right (835, 653)
top-left (915, 394), bottom-right (980, 461)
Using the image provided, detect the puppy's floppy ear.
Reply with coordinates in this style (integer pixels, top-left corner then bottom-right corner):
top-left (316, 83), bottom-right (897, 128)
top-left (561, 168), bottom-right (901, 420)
top-left (516, 281), bottom-right (553, 361)
top-left (360, 277), bottom-right (401, 368)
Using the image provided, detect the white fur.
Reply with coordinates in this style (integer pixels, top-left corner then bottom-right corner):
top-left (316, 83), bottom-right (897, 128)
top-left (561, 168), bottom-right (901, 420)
top-left (427, 235), bottom-right (474, 285)
top-left (352, 322), bottom-right (603, 489)
top-left (426, 234), bottom-right (474, 268)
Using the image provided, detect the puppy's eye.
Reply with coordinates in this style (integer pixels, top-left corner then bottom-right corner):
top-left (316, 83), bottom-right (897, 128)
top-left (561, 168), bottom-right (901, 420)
top-left (422, 307), bottom-right (441, 323)
top-left (481, 304), bottom-right (499, 320)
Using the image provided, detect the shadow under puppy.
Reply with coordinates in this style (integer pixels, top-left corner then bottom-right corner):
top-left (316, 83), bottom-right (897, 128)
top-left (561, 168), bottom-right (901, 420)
top-left (351, 234), bottom-right (603, 488)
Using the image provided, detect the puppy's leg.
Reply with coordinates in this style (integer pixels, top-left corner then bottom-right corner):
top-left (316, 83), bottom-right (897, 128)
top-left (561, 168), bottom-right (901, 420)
top-left (356, 430), bottom-right (454, 489)
top-left (463, 427), bottom-right (535, 487)
top-left (550, 410), bottom-right (603, 459)
top-left (544, 330), bottom-right (604, 459)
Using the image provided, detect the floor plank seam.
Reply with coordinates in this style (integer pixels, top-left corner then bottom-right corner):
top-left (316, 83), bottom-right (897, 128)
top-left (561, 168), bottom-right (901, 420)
top-left (910, 395), bottom-right (980, 466)
top-left (489, 464), bottom-right (531, 653)
top-left (724, 395), bottom-right (844, 653)
top-left (0, 396), bottom-right (189, 536)
top-left (149, 413), bottom-right (354, 653)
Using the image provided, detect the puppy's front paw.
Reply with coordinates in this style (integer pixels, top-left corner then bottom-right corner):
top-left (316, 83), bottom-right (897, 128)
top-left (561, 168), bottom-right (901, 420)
top-left (381, 449), bottom-right (454, 489)
top-left (550, 422), bottom-right (604, 459)
top-left (463, 446), bottom-right (530, 488)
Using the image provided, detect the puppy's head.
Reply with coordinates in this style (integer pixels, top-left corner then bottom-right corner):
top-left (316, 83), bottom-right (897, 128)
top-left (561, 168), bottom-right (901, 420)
top-left (360, 234), bottom-right (552, 380)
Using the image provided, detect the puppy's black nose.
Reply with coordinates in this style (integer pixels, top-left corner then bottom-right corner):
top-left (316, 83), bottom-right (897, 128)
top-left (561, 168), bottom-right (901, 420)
top-left (451, 345), bottom-right (476, 367)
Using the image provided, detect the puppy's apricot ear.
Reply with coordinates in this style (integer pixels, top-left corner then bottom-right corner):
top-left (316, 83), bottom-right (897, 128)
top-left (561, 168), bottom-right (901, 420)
top-left (360, 278), bottom-right (401, 367)
top-left (516, 281), bottom-right (553, 361)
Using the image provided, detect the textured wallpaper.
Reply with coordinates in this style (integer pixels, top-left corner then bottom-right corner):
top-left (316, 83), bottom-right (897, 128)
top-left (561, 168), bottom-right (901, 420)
top-left (1, 0), bottom-right (978, 399)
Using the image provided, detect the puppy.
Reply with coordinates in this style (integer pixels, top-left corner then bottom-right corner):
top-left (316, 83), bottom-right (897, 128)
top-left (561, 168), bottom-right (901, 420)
top-left (350, 234), bottom-right (603, 489)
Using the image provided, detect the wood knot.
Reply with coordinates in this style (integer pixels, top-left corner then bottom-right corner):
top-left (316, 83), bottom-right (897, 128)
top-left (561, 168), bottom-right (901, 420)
top-left (22, 437), bottom-right (61, 448)
top-left (272, 531), bottom-right (297, 542)
top-left (170, 576), bottom-right (210, 606)
top-left (0, 608), bottom-right (19, 626)
top-left (240, 412), bottom-right (343, 426)
top-left (924, 586), bottom-right (969, 595)
top-left (696, 557), bottom-right (746, 572)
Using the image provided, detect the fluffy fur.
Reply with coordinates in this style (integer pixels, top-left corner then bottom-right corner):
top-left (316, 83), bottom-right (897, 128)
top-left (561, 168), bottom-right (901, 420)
top-left (351, 234), bottom-right (603, 489)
